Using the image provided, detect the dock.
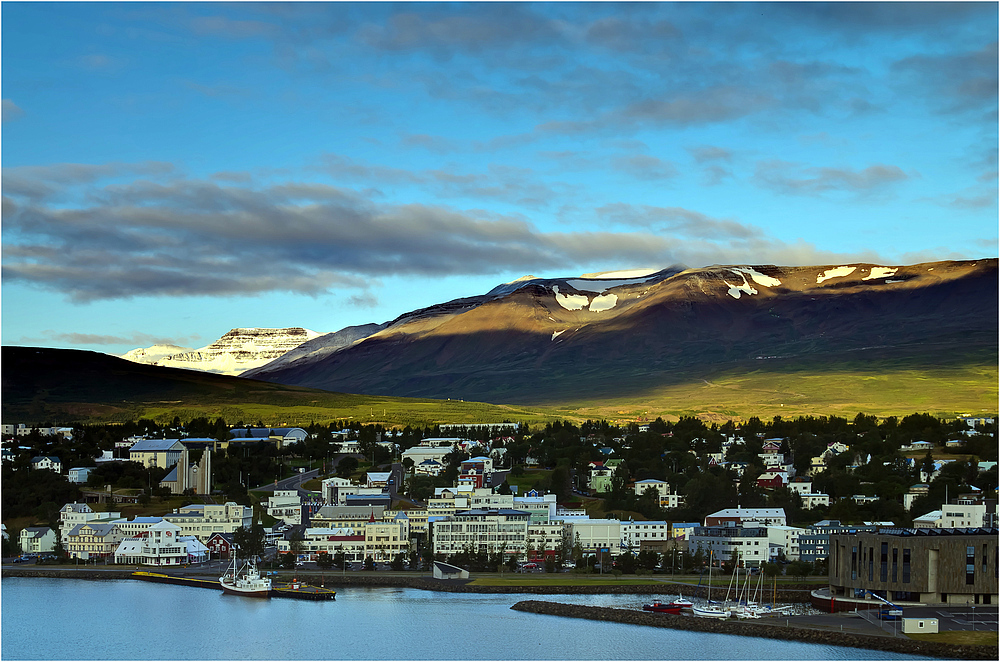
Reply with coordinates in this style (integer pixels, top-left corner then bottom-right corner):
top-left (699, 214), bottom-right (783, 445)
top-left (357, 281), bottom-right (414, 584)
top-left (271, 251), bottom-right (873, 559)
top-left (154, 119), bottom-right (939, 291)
top-left (272, 581), bottom-right (337, 600)
top-left (131, 571), bottom-right (335, 599)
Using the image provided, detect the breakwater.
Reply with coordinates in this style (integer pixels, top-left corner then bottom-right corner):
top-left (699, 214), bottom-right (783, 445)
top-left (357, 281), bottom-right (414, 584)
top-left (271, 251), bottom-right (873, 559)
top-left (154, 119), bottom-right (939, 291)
top-left (510, 600), bottom-right (997, 660)
top-left (1, 567), bottom-right (816, 599)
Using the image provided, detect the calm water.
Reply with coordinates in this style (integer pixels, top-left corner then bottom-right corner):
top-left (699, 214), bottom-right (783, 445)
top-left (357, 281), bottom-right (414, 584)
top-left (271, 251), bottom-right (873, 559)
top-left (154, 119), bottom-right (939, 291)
top-left (1, 578), bottom-right (929, 660)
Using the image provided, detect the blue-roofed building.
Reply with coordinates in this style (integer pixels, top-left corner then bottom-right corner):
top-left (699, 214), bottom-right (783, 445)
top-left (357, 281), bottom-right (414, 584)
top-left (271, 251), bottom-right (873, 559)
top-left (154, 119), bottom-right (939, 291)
top-left (228, 427), bottom-right (307, 449)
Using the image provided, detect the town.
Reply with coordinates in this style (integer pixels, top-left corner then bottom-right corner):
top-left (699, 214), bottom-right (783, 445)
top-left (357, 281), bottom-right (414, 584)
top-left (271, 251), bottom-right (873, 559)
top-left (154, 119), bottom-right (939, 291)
top-left (2, 413), bottom-right (997, 610)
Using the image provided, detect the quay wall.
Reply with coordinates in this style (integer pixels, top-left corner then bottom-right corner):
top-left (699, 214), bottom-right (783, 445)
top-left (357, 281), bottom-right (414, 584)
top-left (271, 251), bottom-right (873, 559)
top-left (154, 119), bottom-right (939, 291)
top-left (510, 600), bottom-right (997, 661)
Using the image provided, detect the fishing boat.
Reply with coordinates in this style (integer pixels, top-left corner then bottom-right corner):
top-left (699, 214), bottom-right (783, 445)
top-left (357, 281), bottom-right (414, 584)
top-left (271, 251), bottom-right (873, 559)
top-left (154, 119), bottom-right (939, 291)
top-left (220, 556), bottom-right (272, 598)
top-left (642, 595), bottom-right (694, 614)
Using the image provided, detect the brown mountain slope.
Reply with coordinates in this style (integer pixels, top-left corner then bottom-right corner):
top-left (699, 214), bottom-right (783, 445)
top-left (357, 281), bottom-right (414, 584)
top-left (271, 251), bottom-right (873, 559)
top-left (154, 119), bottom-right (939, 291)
top-left (250, 260), bottom-right (998, 405)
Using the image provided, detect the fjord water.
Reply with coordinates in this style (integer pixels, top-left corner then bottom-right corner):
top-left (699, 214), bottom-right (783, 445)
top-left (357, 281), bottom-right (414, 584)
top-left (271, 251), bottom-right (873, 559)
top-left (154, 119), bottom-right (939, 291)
top-left (2, 578), bottom-right (928, 660)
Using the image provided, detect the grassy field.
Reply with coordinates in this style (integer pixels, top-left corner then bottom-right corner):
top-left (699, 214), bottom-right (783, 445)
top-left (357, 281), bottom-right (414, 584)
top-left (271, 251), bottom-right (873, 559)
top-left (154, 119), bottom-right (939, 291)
top-left (906, 631), bottom-right (998, 647)
top-left (546, 359), bottom-right (998, 424)
top-left (3, 346), bottom-right (995, 428)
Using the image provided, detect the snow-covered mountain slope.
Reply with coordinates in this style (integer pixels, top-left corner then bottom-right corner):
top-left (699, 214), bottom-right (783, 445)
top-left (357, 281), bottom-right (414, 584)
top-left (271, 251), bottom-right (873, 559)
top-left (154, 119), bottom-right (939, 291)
top-left (121, 344), bottom-right (193, 363)
top-left (122, 328), bottom-right (321, 376)
top-left (241, 323), bottom-right (387, 378)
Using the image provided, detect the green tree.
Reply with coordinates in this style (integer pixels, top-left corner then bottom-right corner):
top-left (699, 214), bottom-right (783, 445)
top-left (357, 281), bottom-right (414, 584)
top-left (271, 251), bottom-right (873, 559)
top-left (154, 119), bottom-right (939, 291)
top-left (232, 524), bottom-right (266, 560)
top-left (390, 552), bottom-right (407, 571)
top-left (316, 551), bottom-right (334, 569)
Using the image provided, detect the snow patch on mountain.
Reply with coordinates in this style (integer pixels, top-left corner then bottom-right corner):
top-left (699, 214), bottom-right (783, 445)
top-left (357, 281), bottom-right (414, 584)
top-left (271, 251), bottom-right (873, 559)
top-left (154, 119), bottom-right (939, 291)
top-left (724, 274), bottom-right (758, 299)
top-left (551, 286), bottom-right (589, 310)
top-left (551, 330), bottom-right (566, 341)
top-left (732, 267), bottom-right (781, 287)
top-left (817, 266), bottom-right (857, 283)
top-left (863, 267), bottom-right (898, 281)
top-left (589, 293), bottom-right (618, 312)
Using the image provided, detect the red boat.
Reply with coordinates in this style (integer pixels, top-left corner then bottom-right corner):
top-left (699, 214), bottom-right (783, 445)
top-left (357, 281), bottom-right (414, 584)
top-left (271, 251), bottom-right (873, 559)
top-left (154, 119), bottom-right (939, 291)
top-left (642, 596), bottom-right (693, 614)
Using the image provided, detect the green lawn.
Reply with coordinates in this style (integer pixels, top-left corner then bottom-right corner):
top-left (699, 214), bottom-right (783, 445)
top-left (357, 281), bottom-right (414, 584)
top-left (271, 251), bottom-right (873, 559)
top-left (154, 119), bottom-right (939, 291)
top-left (906, 631), bottom-right (998, 647)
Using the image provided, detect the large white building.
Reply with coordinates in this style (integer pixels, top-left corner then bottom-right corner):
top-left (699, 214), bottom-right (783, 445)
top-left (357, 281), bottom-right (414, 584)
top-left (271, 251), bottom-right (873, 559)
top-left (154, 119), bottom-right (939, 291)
top-left (59, 502), bottom-right (122, 540)
top-left (556, 517), bottom-right (622, 556)
top-left (432, 508), bottom-right (531, 559)
top-left (620, 520), bottom-right (672, 553)
top-left (162, 502), bottom-right (253, 542)
top-left (114, 520), bottom-right (207, 566)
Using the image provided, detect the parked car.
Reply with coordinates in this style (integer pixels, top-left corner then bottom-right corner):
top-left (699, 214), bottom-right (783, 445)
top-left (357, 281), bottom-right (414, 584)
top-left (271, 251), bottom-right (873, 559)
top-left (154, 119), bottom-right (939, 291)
top-left (522, 562), bottom-right (538, 570)
top-left (12, 556), bottom-right (31, 563)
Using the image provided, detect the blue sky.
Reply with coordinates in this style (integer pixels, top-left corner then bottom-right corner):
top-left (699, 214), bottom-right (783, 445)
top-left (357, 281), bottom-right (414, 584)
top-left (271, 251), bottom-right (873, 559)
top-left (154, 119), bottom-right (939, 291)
top-left (2, 2), bottom-right (997, 357)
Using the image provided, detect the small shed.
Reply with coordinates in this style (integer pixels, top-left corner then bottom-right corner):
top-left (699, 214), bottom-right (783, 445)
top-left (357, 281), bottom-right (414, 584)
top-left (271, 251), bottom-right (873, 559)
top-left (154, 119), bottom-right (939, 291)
top-left (433, 561), bottom-right (469, 580)
top-left (902, 617), bottom-right (938, 634)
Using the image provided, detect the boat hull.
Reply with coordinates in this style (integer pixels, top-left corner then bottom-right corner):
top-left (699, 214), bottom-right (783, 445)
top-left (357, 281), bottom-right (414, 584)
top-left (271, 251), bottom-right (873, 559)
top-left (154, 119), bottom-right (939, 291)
top-left (643, 604), bottom-right (684, 615)
top-left (691, 606), bottom-right (730, 619)
top-left (221, 583), bottom-right (271, 598)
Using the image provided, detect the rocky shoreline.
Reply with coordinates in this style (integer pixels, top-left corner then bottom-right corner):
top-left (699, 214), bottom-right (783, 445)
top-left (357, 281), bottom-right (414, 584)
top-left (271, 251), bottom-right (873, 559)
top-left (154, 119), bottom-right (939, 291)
top-left (510, 600), bottom-right (997, 660)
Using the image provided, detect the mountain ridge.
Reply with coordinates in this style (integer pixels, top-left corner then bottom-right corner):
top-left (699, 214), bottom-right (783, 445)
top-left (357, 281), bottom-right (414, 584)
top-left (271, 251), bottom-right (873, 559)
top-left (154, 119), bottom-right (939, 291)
top-left (244, 259), bottom-right (998, 406)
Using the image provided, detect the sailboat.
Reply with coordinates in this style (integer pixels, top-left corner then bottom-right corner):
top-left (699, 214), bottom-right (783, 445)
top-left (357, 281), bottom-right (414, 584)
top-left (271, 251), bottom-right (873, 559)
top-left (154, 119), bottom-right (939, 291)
top-left (691, 551), bottom-right (730, 618)
top-left (220, 555), bottom-right (272, 598)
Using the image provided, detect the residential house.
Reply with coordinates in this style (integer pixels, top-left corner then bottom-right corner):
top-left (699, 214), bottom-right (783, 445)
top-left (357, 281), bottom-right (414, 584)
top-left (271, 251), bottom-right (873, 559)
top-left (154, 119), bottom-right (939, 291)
top-left (459, 456), bottom-right (495, 489)
top-left (756, 472), bottom-right (786, 490)
top-left (904, 484), bottom-right (930, 512)
top-left (65, 522), bottom-right (125, 561)
top-left (31, 456), bottom-right (62, 473)
top-left (206, 532), bottom-right (234, 559)
top-left (589, 459), bottom-right (623, 494)
top-left (67, 467), bottom-right (92, 483)
top-left (109, 516), bottom-right (163, 539)
top-left (19, 527), bottom-right (56, 554)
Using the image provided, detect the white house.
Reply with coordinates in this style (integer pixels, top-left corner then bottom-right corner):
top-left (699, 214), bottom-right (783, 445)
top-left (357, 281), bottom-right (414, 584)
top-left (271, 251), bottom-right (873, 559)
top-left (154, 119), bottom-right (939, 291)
top-left (20, 527), bottom-right (56, 554)
top-left (31, 456), bottom-right (62, 473)
top-left (162, 502), bottom-right (253, 542)
top-left (67, 467), bottom-right (92, 483)
top-left (265, 490), bottom-right (302, 526)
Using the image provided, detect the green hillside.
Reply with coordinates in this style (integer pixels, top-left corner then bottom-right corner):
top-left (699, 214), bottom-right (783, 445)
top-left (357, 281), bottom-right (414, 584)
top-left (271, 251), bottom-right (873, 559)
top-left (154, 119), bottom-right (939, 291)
top-left (0, 346), bottom-right (563, 428)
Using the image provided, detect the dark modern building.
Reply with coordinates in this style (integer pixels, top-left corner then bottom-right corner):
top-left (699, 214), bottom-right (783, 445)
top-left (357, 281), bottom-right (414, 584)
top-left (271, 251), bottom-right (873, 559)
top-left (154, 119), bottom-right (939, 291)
top-left (829, 527), bottom-right (998, 605)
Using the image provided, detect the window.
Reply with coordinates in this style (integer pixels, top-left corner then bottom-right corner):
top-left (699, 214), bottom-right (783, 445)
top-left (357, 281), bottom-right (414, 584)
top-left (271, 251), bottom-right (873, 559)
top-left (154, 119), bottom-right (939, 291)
top-left (851, 546), bottom-right (857, 580)
top-left (966, 546), bottom-right (976, 585)
top-left (902, 548), bottom-right (911, 584)
top-left (891, 547), bottom-right (898, 583)
top-left (880, 543), bottom-right (888, 582)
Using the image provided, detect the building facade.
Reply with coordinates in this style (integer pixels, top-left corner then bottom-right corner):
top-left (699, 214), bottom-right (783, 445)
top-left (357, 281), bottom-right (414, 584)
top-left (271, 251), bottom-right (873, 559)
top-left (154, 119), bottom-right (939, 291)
top-left (828, 528), bottom-right (998, 605)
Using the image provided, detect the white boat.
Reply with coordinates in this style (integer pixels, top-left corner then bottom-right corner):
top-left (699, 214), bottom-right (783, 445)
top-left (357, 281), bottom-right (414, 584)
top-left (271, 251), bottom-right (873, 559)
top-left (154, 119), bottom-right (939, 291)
top-left (692, 551), bottom-right (730, 619)
top-left (220, 557), bottom-right (271, 598)
top-left (692, 604), bottom-right (731, 618)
